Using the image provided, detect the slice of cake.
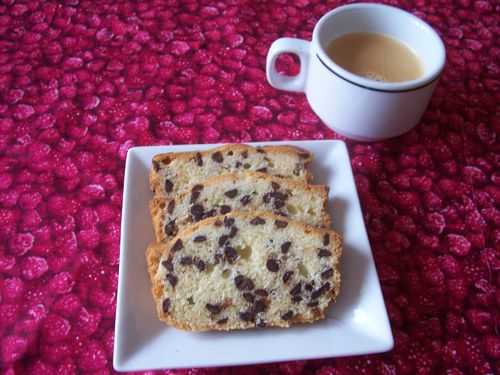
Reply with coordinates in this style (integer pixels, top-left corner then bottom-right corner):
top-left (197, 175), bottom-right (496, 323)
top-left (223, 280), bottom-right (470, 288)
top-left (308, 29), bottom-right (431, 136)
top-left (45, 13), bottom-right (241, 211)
top-left (150, 172), bottom-right (330, 243)
top-left (149, 144), bottom-right (313, 197)
top-left (146, 211), bottom-right (342, 331)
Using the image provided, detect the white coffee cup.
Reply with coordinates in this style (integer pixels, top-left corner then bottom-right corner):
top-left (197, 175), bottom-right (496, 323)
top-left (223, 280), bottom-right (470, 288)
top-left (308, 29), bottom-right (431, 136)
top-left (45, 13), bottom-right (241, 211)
top-left (266, 3), bottom-right (446, 141)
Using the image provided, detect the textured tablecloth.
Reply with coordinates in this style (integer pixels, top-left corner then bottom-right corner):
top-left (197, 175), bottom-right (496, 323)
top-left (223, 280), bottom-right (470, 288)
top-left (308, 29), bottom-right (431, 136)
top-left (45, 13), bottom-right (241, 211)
top-left (0, 0), bottom-right (499, 374)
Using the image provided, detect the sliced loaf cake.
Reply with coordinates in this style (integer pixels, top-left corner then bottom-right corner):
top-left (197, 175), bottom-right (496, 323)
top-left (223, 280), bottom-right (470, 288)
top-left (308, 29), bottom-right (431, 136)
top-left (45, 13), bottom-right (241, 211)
top-left (149, 144), bottom-right (313, 197)
top-left (150, 172), bottom-right (330, 243)
top-left (146, 211), bottom-right (342, 331)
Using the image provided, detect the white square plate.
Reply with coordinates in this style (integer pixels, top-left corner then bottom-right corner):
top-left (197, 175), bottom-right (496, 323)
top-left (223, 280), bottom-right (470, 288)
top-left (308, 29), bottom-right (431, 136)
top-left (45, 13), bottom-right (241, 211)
top-left (114, 140), bottom-right (393, 372)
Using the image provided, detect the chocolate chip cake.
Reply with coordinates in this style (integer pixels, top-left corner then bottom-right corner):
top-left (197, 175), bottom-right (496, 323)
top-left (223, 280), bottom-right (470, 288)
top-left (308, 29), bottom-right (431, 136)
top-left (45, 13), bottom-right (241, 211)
top-left (150, 172), bottom-right (330, 243)
top-left (146, 211), bottom-right (342, 331)
top-left (149, 144), bottom-right (313, 197)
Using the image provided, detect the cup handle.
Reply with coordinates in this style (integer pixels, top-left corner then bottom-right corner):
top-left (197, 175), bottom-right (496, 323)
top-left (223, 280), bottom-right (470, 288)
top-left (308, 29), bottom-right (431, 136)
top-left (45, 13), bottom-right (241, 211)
top-left (266, 38), bottom-right (311, 93)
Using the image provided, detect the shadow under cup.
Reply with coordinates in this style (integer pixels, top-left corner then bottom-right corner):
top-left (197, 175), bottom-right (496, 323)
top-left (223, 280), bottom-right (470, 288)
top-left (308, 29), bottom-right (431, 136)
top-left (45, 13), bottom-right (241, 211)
top-left (314, 4), bottom-right (446, 91)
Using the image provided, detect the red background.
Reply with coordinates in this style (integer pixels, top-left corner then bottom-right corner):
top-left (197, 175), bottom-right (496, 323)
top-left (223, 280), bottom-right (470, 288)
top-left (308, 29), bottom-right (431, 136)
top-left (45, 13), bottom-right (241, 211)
top-left (0, 0), bottom-right (499, 374)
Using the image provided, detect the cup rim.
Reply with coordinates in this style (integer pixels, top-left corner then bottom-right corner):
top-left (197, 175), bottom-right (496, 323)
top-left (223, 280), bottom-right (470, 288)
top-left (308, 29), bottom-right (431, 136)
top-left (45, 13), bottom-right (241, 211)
top-left (313, 3), bottom-right (446, 92)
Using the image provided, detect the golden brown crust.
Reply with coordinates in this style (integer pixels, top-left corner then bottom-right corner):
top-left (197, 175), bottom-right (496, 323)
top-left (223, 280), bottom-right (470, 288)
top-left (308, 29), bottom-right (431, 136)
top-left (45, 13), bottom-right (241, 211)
top-left (149, 144), bottom-right (314, 196)
top-left (147, 211), bottom-right (342, 331)
top-left (152, 144), bottom-right (313, 165)
top-left (146, 242), bottom-right (163, 283)
top-left (146, 243), bottom-right (170, 324)
top-left (149, 171), bottom-right (331, 243)
top-left (149, 200), bottom-right (165, 244)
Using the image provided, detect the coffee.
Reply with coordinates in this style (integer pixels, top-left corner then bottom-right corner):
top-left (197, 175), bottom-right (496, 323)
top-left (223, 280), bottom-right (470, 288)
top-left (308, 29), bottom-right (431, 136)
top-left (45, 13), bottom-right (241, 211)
top-left (326, 32), bottom-right (423, 82)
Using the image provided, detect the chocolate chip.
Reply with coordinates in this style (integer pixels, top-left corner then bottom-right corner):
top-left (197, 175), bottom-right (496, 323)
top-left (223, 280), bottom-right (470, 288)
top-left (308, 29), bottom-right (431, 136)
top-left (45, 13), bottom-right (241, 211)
top-left (293, 163), bottom-right (302, 176)
top-left (214, 252), bottom-right (223, 264)
top-left (220, 205), bottom-right (231, 214)
top-left (224, 216), bottom-right (235, 227)
top-left (211, 151), bottom-right (223, 163)
top-left (235, 161), bottom-right (242, 168)
top-left (307, 301), bottom-right (319, 307)
top-left (224, 189), bottom-right (238, 198)
top-left (171, 239), bottom-right (183, 252)
top-left (241, 150), bottom-right (248, 158)
top-left (243, 293), bottom-right (255, 303)
top-left (153, 160), bottom-right (160, 172)
top-left (189, 185), bottom-right (203, 203)
top-left (274, 220), bottom-right (288, 228)
top-left (271, 192), bottom-right (287, 201)
top-left (283, 271), bottom-right (293, 284)
top-left (254, 289), bottom-right (268, 297)
top-left (162, 259), bottom-right (174, 272)
top-left (239, 311), bottom-right (255, 322)
top-left (190, 204), bottom-right (204, 221)
top-left (321, 268), bottom-right (334, 280)
top-left (218, 235), bottom-right (229, 247)
top-left (190, 190), bottom-right (201, 204)
top-left (253, 299), bottom-right (267, 313)
top-left (205, 303), bottom-right (222, 314)
top-left (224, 246), bottom-right (238, 264)
top-left (180, 256), bottom-right (193, 266)
top-left (271, 182), bottom-right (280, 191)
top-left (193, 235), bottom-right (207, 242)
top-left (273, 199), bottom-right (285, 209)
top-left (263, 193), bottom-right (271, 204)
top-left (323, 234), bottom-right (330, 246)
top-left (281, 241), bottom-right (291, 254)
top-left (167, 200), bottom-right (175, 214)
top-left (299, 152), bottom-right (310, 159)
top-left (164, 179), bottom-right (173, 193)
top-left (166, 273), bottom-right (178, 288)
top-left (228, 150), bottom-right (234, 156)
top-left (240, 195), bottom-right (252, 206)
top-left (256, 167), bottom-right (267, 173)
top-left (266, 258), bottom-right (279, 272)
top-left (292, 295), bottom-right (302, 303)
top-left (257, 148), bottom-right (266, 154)
top-left (290, 282), bottom-right (302, 295)
top-left (192, 184), bottom-right (203, 192)
top-left (214, 219), bottom-right (223, 227)
top-left (318, 249), bottom-right (332, 257)
top-left (217, 317), bottom-right (228, 325)
top-left (281, 310), bottom-right (293, 321)
top-left (195, 152), bottom-right (203, 166)
top-left (228, 226), bottom-right (238, 238)
top-left (311, 282), bottom-right (331, 300)
top-left (250, 216), bottom-right (265, 225)
top-left (195, 258), bottom-right (206, 271)
top-left (162, 298), bottom-right (171, 312)
top-left (164, 221), bottom-right (177, 236)
top-left (234, 275), bottom-right (254, 291)
top-left (305, 282), bottom-right (314, 291)
top-left (275, 211), bottom-right (288, 217)
top-left (256, 319), bottom-right (267, 328)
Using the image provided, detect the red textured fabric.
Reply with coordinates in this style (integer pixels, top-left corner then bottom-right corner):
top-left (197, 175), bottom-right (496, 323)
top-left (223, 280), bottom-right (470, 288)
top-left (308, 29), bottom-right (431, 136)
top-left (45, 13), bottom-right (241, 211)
top-left (0, 0), bottom-right (499, 374)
